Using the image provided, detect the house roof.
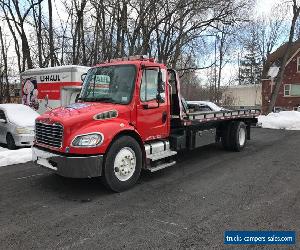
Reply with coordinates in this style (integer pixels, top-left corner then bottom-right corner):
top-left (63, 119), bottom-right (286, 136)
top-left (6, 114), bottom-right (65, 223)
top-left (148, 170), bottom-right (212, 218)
top-left (262, 39), bottom-right (300, 78)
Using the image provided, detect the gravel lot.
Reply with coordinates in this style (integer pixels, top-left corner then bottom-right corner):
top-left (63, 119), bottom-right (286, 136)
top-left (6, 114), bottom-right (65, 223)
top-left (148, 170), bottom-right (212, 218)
top-left (0, 128), bottom-right (299, 249)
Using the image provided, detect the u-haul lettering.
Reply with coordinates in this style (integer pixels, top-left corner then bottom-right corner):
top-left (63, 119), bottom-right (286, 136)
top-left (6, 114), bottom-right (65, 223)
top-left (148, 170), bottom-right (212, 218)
top-left (40, 74), bottom-right (61, 82)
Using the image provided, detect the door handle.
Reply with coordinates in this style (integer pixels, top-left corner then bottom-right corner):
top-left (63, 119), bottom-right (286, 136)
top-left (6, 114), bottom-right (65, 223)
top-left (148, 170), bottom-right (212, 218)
top-left (142, 104), bottom-right (149, 109)
top-left (142, 103), bottom-right (159, 109)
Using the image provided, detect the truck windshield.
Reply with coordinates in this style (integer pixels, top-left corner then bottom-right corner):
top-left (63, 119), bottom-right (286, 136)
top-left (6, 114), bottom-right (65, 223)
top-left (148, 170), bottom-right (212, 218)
top-left (79, 65), bottom-right (136, 104)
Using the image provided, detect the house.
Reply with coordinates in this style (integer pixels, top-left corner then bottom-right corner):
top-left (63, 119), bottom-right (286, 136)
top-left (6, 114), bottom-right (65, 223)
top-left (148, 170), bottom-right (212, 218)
top-left (261, 40), bottom-right (300, 114)
top-left (222, 84), bottom-right (261, 109)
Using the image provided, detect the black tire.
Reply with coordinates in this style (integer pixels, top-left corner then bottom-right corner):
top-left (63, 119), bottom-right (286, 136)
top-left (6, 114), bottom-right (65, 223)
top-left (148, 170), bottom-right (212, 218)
top-left (102, 136), bottom-right (142, 192)
top-left (229, 121), bottom-right (247, 152)
top-left (6, 133), bottom-right (17, 150)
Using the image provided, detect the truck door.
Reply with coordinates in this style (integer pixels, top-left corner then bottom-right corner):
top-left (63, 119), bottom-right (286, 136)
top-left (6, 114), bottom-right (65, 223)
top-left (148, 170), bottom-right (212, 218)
top-left (136, 68), bottom-right (169, 141)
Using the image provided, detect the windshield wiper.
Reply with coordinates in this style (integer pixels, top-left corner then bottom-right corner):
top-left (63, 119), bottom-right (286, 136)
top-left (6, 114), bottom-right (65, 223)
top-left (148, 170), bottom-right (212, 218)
top-left (80, 97), bottom-right (119, 103)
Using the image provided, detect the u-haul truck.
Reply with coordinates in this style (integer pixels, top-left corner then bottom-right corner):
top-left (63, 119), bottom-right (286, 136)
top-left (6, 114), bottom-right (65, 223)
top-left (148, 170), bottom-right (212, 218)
top-left (20, 65), bottom-right (90, 114)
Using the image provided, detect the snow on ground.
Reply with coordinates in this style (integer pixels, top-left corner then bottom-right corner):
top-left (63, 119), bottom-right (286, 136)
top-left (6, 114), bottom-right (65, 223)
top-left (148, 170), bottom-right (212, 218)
top-left (0, 147), bottom-right (32, 167)
top-left (258, 111), bottom-right (300, 130)
top-left (0, 146), bottom-right (8, 152)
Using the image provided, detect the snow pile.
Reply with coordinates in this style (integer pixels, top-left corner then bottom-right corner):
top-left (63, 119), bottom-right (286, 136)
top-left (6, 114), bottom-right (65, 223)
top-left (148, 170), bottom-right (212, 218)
top-left (0, 104), bottom-right (39, 127)
top-left (258, 111), bottom-right (300, 130)
top-left (0, 147), bottom-right (32, 167)
top-left (0, 146), bottom-right (8, 152)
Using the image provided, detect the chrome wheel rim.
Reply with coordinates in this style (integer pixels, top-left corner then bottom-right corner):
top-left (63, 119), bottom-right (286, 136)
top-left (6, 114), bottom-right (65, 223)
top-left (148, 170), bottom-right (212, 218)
top-left (238, 127), bottom-right (246, 146)
top-left (114, 147), bottom-right (136, 181)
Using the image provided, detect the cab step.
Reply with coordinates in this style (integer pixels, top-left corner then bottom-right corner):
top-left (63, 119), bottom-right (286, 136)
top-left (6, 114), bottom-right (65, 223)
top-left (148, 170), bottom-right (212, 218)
top-left (145, 140), bottom-right (177, 161)
top-left (147, 150), bottom-right (177, 161)
top-left (149, 161), bottom-right (176, 172)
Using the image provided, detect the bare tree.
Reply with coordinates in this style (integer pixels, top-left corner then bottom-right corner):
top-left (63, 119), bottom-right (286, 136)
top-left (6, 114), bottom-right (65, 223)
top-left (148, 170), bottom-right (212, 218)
top-left (0, 0), bottom-right (253, 75)
top-left (48, 0), bottom-right (54, 66)
top-left (215, 25), bottom-right (235, 103)
top-left (1, 0), bottom-right (44, 70)
top-left (257, 5), bottom-right (288, 75)
top-left (71, 0), bottom-right (88, 64)
top-left (31, 0), bottom-right (43, 67)
top-left (1, 2), bottom-right (21, 72)
top-left (0, 26), bottom-right (10, 103)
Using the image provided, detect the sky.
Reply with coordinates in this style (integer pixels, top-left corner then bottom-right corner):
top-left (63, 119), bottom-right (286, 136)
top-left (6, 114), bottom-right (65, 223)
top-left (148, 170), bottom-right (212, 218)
top-left (256, 0), bottom-right (280, 15)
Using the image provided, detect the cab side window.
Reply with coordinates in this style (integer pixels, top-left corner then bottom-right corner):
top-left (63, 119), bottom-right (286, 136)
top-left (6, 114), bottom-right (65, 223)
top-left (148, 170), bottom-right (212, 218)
top-left (0, 110), bottom-right (6, 120)
top-left (140, 69), bottom-right (158, 102)
top-left (140, 69), bottom-right (166, 102)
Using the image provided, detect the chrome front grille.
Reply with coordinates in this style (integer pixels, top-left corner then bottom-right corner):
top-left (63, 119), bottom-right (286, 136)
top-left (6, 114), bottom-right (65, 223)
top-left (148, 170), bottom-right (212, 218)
top-left (35, 121), bottom-right (63, 148)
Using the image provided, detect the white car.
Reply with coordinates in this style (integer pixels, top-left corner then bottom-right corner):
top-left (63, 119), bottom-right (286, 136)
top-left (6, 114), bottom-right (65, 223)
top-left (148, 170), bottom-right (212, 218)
top-left (0, 104), bottom-right (39, 149)
top-left (187, 101), bottom-right (226, 112)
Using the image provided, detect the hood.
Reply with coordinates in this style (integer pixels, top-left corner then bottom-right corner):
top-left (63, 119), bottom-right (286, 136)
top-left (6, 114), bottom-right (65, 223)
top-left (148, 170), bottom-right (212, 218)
top-left (37, 102), bottom-right (131, 128)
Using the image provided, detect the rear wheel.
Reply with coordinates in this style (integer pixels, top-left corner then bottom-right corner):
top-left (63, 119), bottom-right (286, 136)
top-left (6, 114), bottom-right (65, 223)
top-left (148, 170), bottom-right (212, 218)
top-left (221, 121), bottom-right (247, 151)
top-left (102, 136), bottom-right (142, 192)
top-left (229, 121), bottom-right (247, 151)
top-left (6, 133), bottom-right (16, 150)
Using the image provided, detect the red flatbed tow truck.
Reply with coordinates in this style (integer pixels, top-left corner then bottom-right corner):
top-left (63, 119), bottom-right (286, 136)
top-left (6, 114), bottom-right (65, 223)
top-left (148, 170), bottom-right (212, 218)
top-left (32, 55), bottom-right (259, 192)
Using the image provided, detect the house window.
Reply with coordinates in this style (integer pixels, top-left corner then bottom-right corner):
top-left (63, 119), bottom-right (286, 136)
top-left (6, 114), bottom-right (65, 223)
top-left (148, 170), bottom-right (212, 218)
top-left (298, 57), bottom-right (300, 72)
top-left (284, 84), bottom-right (291, 96)
top-left (284, 84), bottom-right (300, 96)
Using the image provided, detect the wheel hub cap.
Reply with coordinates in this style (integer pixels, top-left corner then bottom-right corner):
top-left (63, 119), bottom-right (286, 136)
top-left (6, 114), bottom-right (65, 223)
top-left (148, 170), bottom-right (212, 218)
top-left (114, 147), bottom-right (136, 181)
top-left (239, 128), bottom-right (246, 146)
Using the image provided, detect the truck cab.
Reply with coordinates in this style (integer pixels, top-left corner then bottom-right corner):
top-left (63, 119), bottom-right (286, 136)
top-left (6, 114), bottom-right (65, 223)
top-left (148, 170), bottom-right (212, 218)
top-left (32, 56), bottom-right (259, 192)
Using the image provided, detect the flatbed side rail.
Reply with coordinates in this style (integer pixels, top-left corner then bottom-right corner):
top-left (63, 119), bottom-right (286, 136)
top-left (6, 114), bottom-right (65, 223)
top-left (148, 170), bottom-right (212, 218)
top-left (185, 109), bottom-right (260, 123)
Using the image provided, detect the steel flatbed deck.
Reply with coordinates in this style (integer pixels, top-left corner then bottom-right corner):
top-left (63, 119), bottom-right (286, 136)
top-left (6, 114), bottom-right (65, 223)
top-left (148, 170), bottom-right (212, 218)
top-left (182, 109), bottom-right (260, 126)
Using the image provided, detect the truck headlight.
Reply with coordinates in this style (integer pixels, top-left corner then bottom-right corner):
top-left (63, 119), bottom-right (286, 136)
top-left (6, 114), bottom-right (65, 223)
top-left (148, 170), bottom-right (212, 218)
top-left (71, 133), bottom-right (103, 147)
top-left (16, 127), bottom-right (34, 135)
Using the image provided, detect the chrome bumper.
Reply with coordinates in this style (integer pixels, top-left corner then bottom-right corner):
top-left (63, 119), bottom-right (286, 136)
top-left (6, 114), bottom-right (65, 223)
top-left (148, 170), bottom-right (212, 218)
top-left (32, 147), bottom-right (103, 178)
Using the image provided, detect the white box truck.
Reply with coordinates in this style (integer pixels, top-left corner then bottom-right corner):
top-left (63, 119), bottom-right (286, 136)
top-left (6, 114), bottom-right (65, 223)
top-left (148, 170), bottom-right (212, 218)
top-left (20, 65), bottom-right (90, 113)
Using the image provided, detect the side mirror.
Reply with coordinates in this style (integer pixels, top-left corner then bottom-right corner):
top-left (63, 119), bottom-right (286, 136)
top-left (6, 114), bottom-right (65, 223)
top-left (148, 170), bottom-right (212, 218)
top-left (81, 73), bottom-right (87, 83)
top-left (157, 69), bottom-right (165, 104)
top-left (0, 118), bottom-right (7, 123)
top-left (157, 69), bottom-right (164, 93)
top-left (156, 93), bottom-right (164, 103)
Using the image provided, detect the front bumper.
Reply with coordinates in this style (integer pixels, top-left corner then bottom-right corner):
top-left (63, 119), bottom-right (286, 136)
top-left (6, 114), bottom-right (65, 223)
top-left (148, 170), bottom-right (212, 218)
top-left (14, 134), bottom-right (34, 146)
top-left (32, 147), bottom-right (104, 178)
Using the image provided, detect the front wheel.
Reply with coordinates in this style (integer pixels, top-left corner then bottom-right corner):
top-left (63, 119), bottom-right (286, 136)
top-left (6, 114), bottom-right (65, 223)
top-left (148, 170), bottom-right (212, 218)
top-left (102, 136), bottom-right (142, 192)
top-left (6, 133), bottom-right (16, 150)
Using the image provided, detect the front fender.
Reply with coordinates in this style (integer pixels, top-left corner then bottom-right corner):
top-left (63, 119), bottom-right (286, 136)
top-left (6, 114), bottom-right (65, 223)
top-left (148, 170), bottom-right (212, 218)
top-left (67, 118), bottom-right (140, 155)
